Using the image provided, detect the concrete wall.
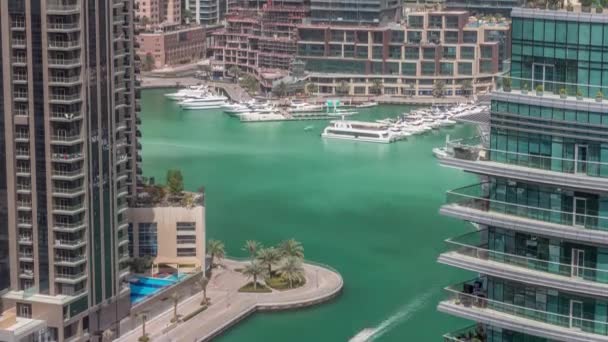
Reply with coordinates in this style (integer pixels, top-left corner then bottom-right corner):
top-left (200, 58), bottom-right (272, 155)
top-left (128, 205), bottom-right (205, 270)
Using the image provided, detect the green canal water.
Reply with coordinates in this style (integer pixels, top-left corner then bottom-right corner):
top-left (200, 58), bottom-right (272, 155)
top-left (140, 89), bottom-right (476, 341)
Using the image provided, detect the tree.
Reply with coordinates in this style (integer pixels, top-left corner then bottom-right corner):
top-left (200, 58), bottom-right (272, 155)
top-left (278, 239), bottom-right (304, 259)
top-left (433, 80), bottom-right (445, 98)
top-left (336, 81), bottom-right (350, 95)
top-left (408, 83), bottom-right (416, 97)
top-left (277, 257), bottom-right (305, 288)
top-left (370, 79), bottom-right (383, 95)
top-left (127, 256), bottom-right (153, 274)
top-left (182, 9), bottom-right (193, 23)
top-left (166, 169), bottom-right (184, 196)
top-left (256, 247), bottom-right (282, 275)
top-left (102, 329), bottom-right (114, 342)
top-left (240, 74), bottom-right (259, 94)
top-left (137, 311), bottom-right (149, 342)
top-left (207, 239), bottom-right (225, 267)
top-left (306, 82), bottom-right (319, 95)
top-left (143, 53), bottom-right (155, 72)
top-left (460, 80), bottom-right (473, 98)
top-left (275, 82), bottom-right (288, 98)
top-left (169, 292), bottom-right (182, 323)
top-left (195, 275), bottom-right (209, 305)
top-left (242, 240), bottom-right (262, 260)
top-left (242, 261), bottom-right (268, 290)
top-left (140, 16), bottom-right (150, 27)
top-left (199, 64), bottom-right (212, 77)
top-left (228, 66), bottom-right (241, 79)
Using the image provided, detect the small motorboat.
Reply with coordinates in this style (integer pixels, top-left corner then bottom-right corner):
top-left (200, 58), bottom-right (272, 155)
top-left (356, 101), bottom-right (378, 108)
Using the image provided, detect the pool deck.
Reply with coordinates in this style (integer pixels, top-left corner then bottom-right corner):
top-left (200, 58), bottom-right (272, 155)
top-left (115, 258), bottom-right (343, 342)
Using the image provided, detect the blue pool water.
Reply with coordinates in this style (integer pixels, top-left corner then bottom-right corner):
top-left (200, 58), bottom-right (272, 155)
top-left (129, 274), bottom-right (187, 304)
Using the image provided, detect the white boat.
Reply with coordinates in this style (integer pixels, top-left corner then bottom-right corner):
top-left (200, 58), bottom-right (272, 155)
top-left (179, 95), bottom-right (228, 110)
top-left (165, 85), bottom-right (208, 101)
top-left (289, 102), bottom-right (325, 114)
top-left (327, 108), bottom-right (358, 116)
top-left (321, 120), bottom-right (402, 143)
top-left (355, 101), bottom-right (378, 108)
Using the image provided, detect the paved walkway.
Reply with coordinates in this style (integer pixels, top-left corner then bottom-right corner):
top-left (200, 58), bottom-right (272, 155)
top-left (116, 259), bottom-right (343, 342)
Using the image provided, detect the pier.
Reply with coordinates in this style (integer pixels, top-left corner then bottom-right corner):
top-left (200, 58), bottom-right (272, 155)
top-left (115, 259), bottom-right (343, 342)
top-left (141, 76), bottom-right (252, 102)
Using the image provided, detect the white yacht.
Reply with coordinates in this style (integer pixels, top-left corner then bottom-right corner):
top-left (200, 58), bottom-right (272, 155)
top-left (179, 95), bottom-right (228, 110)
top-left (165, 85), bottom-right (208, 101)
top-left (288, 102), bottom-right (324, 114)
top-left (322, 120), bottom-right (401, 143)
top-left (355, 101), bottom-right (378, 108)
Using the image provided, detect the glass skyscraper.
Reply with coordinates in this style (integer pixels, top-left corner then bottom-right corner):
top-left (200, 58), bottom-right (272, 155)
top-left (437, 7), bottom-right (608, 342)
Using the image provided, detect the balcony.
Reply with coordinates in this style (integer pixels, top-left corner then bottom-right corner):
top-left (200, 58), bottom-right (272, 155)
top-left (17, 201), bottom-right (32, 211)
top-left (17, 218), bottom-right (33, 227)
top-left (13, 92), bottom-right (28, 102)
top-left (48, 40), bottom-right (81, 50)
top-left (497, 75), bottom-right (608, 104)
top-left (55, 272), bottom-right (87, 284)
top-left (54, 255), bottom-right (86, 266)
top-left (18, 253), bottom-right (34, 262)
top-left (48, 58), bottom-right (81, 68)
top-left (51, 152), bottom-right (83, 163)
top-left (439, 230), bottom-right (608, 297)
top-left (53, 203), bottom-right (85, 215)
top-left (440, 183), bottom-right (608, 245)
top-left (50, 111), bottom-right (82, 122)
top-left (49, 75), bottom-right (81, 86)
top-left (52, 168), bottom-right (84, 180)
top-left (16, 183), bottom-right (31, 193)
top-left (50, 133), bottom-right (83, 145)
top-left (12, 56), bottom-right (27, 65)
top-left (16, 167), bottom-right (31, 176)
top-left (12, 39), bottom-right (26, 48)
top-left (47, 22), bottom-right (80, 32)
top-left (19, 270), bottom-right (34, 279)
top-left (436, 137), bottom-right (608, 193)
top-left (14, 132), bottom-right (29, 142)
top-left (19, 235), bottom-right (33, 245)
top-left (11, 21), bottom-right (26, 31)
top-left (16, 149), bottom-right (30, 160)
top-left (53, 186), bottom-right (85, 197)
top-left (53, 221), bottom-right (86, 232)
top-left (47, 2), bottom-right (80, 14)
top-left (13, 73), bottom-right (27, 84)
top-left (439, 280), bottom-right (608, 342)
top-left (49, 93), bottom-right (82, 104)
top-left (54, 238), bottom-right (86, 249)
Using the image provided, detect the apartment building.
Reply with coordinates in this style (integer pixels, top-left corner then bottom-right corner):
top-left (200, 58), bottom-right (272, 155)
top-left (310, 0), bottom-right (402, 25)
top-left (0, 0), bottom-right (142, 340)
top-left (185, 0), bottom-right (226, 25)
top-left (297, 10), bottom-right (510, 96)
top-left (436, 7), bottom-right (608, 342)
top-left (136, 0), bottom-right (181, 26)
top-left (136, 25), bottom-right (206, 69)
top-left (445, 0), bottom-right (526, 16)
top-left (211, 0), bottom-right (309, 89)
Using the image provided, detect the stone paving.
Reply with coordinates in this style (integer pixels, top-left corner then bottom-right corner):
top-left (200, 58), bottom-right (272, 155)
top-left (115, 259), bottom-right (343, 342)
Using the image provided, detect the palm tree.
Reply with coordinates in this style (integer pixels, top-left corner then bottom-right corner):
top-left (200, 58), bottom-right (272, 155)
top-left (370, 79), bottom-right (383, 95)
top-left (275, 82), bottom-right (288, 98)
top-left (169, 292), bottom-right (182, 323)
top-left (207, 239), bottom-right (225, 268)
top-left (277, 257), bottom-right (305, 288)
top-left (242, 240), bottom-right (262, 260)
top-left (228, 66), bottom-right (241, 80)
top-left (278, 239), bottom-right (304, 259)
top-left (102, 329), bottom-right (114, 342)
top-left (306, 82), bottom-right (319, 95)
top-left (195, 274), bottom-right (210, 305)
top-left (242, 261), bottom-right (268, 290)
top-left (336, 81), bottom-right (350, 95)
top-left (137, 311), bottom-right (149, 341)
top-left (256, 247), bottom-right (282, 275)
top-left (460, 80), bottom-right (473, 98)
top-left (433, 80), bottom-right (445, 98)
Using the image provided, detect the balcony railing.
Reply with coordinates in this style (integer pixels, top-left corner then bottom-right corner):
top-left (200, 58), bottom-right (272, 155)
top-left (446, 230), bottom-right (608, 283)
top-left (52, 169), bottom-right (84, 178)
top-left (55, 255), bottom-right (85, 263)
top-left (51, 152), bottom-right (83, 161)
top-left (49, 75), bottom-right (81, 84)
top-left (53, 203), bottom-right (84, 212)
top-left (54, 221), bottom-right (85, 230)
top-left (47, 22), bottom-right (80, 30)
top-left (445, 279), bottom-right (608, 336)
top-left (48, 40), bottom-right (81, 49)
top-left (55, 238), bottom-right (84, 246)
top-left (49, 93), bottom-right (81, 102)
top-left (496, 75), bottom-right (608, 102)
top-left (54, 186), bottom-right (84, 195)
top-left (441, 137), bottom-right (608, 179)
top-left (446, 183), bottom-right (608, 231)
top-left (48, 58), bottom-right (81, 66)
top-left (55, 272), bottom-right (86, 280)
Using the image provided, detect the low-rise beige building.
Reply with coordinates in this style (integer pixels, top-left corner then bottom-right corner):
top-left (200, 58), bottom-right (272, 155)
top-left (128, 192), bottom-right (206, 273)
top-left (136, 0), bottom-right (181, 26)
top-left (136, 25), bottom-right (206, 69)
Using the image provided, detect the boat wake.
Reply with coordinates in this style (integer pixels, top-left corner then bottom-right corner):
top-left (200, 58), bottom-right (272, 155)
top-left (349, 290), bottom-right (434, 342)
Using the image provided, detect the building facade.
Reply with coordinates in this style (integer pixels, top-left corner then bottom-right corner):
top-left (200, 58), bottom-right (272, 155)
top-left (136, 25), bottom-right (206, 69)
top-left (0, 0), bottom-right (142, 340)
top-left (185, 0), bottom-right (226, 25)
top-left (437, 8), bottom-right (608, 342)
top-left (128, 201), bottom-right (206, 272)
top-left (445, 0), bottom-right (525, 16)
top-left (310, 0), bottom-right (401, 25)
top-left (297, 10), bottom-right (510, 96)
top-left (136, 0), bottom-right (181, 26)
top-left (211, 0), bottom-right (309, 89)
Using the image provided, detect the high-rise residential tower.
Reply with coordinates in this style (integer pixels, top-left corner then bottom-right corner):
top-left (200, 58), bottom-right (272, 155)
top-left (437, 7), bottom-right (608, 342)
top-left (0, 0), bottom-right (141, 340)
top-left (185, 0), bottom-right (226, 25)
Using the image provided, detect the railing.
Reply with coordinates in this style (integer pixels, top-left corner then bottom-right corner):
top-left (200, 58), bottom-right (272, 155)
top-left (51, 152), bottom-right (83, 161)
top-left (49, 75), bottom-right (81, 84)
top-left (49, 93), bottom-right (81, 101)
top-left (16, 167), bottom-right (30, 174)
top-left (446, 230), bottom-right (608, 283)
top-left (12, 39), bottom-right (26, 46)
top-left (56, 272), bottom-right (86, 280)
top-left (19, 253), bottom-right (33, 259)
top-left (55, 239), bottom-right (84, 246)
top-left (12, 56), bottom-right (27, 64)
top-left (496, 75), bottom-right (608, 102)
top-left (16, 184), bottom-right (31, 191)
top-left (53, 204), bottom-right (84, 212)
top-left (19, 236), bottom-right (33, 243)
top-left (54, 222), bottom-right (86, 230)
top-left (14, 132), bottom-right (29, 139)
top-left (48, 40), bottom-right (81, 49)
top-left (47, 2), bottom-right (79, 11)
top-left (48, 58), bottom-right (81, 66)
top-left (48, 22), bottom-right (80, 30)
top-left (51, 134), bottom-right (81, 142)
top-left (51, 111), bottom-right (82, 120)
top-left (445, 279), bottom-right (608, 335)
top-left (54, 186), bottom-right (84, 194)
top-left (52, 169), bottom-right (84, 177)
top-left (17, 201), bottom-right (32, 208)
top-left (443, 140), bottom-right (608, 179)
top-left (446, 183), bottom-right (608, 231)
top-left (55, 256), bottom-right (86, 263)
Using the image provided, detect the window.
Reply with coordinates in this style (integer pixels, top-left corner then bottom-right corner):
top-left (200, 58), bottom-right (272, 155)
top-left (177, 235), bottom-right (196, 244)
top-left (176, 222), bottom-right (196, 231)
top-left (458, 62), bottom-right (472, 75)
top-left (408, 16), bottom-right (423, 29)
top-left (463, 31), bottom-right (477, 43)
top-left (401, 63), bottom-right (416, 76)
top-left (404, 47), bottom-right (419, 59)
top-left (421, 62), bottom-right (435, 75)
top-left (388, 46), bottom-right (401, 59)
top-left (138, 223), bottom-right (157, 256)
top-left (440, 62), bottom-right (454, 76)
top-left (177, 248), bottom-right (196, 257)
top-left (442, 47), bottom-right (456, 59)
top-left (423, 48), bottom-right (436, 60)
top-left (17, 303), bottom-right (31, 318)
top-left (481, 46), bottom-right (493, 59)
top-left (444, 31), bottom-right (458, 44)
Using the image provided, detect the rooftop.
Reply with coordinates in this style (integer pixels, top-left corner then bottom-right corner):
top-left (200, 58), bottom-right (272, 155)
top-left (134, 185), bottom-right (205, 208)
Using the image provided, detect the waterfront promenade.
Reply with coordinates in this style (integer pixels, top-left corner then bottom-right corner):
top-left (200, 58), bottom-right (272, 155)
top-left (116, 259), bottom-right (343, 342)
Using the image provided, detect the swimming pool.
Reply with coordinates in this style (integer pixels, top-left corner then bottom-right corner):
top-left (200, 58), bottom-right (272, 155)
top-left (129, 274), bottom-right (188, 304)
